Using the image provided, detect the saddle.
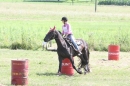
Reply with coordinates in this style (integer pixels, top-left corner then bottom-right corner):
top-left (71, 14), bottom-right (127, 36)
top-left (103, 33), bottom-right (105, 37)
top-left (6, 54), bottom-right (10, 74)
top-left (64, 38), bottom-right (82, 51)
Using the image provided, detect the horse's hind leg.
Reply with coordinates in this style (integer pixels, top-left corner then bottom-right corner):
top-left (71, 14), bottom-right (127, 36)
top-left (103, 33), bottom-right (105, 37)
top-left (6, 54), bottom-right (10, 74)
top-left (77, 55), bottom-right (84, 74)
top-left (84, 64), bottom-right (90, 75)
top-left (69, 56), bottom-right (83, 74)
top-left (83, 48), bottom-right (91, 74)
top-left (78, 68), bottom-right (82, 73)
top-left (69, 47), bottom-right (83, 74)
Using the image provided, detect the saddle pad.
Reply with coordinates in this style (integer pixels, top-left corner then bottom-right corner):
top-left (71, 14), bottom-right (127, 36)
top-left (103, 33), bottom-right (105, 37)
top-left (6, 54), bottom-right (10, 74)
top-left (76, 40), bottom-right (82, 46)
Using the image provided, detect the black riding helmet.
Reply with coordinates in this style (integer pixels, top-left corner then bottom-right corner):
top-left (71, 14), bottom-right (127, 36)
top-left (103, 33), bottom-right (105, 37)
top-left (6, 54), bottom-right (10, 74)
top-left (61, 17), bottom-right (68, 22)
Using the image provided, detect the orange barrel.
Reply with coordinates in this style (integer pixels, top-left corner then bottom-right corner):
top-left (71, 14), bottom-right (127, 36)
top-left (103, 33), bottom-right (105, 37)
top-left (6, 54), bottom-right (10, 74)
top-left (11, 59), bottom-right (28, 85)
top-left (61, 58), bottom-right (74, 76)
top-left (108, 45), bottom-right (120, 60)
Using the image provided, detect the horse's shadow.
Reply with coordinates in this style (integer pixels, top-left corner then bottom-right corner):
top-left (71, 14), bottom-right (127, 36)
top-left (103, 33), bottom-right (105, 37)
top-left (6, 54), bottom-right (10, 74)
top-left (36, 72), bottom-right (57, 76)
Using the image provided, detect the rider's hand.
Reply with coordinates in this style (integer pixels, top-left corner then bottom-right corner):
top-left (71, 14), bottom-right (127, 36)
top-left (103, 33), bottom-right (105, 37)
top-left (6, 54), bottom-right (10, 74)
top-left (64, 35), bottom-right (68, 38)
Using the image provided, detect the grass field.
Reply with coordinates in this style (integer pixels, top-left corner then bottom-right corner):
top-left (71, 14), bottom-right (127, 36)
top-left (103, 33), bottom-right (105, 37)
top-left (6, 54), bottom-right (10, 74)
top-left (0, 2), bottom-right (130, 51)
top-left (0, 49), bottom-right (130, 86)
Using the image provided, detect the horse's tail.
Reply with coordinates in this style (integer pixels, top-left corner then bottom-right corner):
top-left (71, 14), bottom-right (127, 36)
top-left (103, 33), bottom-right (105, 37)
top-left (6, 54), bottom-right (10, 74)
top-left (78, 41), bottom-right (90, 68)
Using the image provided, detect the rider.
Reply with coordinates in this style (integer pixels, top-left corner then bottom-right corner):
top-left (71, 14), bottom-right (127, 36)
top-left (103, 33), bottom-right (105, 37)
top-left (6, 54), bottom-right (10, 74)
top-left (61, 17), bottom-right (82, 56)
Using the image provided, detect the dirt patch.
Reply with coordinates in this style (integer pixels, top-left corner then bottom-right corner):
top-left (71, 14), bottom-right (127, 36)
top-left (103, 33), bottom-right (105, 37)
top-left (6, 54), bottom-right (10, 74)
top-left (90, 51), bottom-right (130, 70)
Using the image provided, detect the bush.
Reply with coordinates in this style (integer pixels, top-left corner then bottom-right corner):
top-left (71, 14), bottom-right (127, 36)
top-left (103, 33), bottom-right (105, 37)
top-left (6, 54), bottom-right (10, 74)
top-left (10, 42), bottom-right (32, 50)
top-left (10, 42), bottom-right (21, 50)
top-left (98, 0), bottom-right (130, 6)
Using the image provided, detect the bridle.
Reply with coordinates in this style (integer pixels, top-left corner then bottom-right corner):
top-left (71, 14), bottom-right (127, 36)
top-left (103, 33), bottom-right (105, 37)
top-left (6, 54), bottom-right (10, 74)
top-left (51, 30), bottom-right (59, 40)
top-left (47, 30), bottom-right (63, 41)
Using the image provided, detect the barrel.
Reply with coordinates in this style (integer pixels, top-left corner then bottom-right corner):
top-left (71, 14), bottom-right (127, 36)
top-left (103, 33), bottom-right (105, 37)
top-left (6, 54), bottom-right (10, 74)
top-left (108, 45), bottom-right (120, 60)
top-left (61, 58), bottom-right (74, 76)
top-left (11, 59), bottom-right (28, 85)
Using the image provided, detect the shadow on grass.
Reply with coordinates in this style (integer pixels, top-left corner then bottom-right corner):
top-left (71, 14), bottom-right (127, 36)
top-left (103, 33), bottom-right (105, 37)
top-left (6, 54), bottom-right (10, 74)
top-left (36, 72), bottom-right (57, 76)
top-left (36, 72), bottom-right (70, 76)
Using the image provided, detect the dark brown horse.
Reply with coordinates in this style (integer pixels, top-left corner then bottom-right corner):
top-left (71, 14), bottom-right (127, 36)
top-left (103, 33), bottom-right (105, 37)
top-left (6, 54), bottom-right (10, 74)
top-left (44, 27), bottom-right (90, 75)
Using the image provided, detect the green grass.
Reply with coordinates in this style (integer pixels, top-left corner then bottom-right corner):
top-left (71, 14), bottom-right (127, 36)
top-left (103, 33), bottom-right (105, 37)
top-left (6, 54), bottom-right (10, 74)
top-left (0, 0), bottom-right (23, 2)
top-left (0, 49), bottom-right (130, 85)
top-left (0, 2), bottom-right (130, 51)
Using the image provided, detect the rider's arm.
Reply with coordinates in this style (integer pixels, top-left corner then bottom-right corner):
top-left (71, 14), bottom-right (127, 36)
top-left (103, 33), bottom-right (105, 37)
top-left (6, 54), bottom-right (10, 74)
top-left (66, 24), bottom-right (72, 35)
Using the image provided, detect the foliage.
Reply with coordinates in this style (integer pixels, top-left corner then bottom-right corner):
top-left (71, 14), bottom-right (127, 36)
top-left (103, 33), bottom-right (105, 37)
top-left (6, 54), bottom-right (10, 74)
top-left (98, 0), bottom-right (130, 6)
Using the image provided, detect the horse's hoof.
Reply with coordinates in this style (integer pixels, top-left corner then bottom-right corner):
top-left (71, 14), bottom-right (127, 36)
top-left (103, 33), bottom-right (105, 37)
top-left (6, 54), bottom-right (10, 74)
top-left (57, 72), bottom-right (62, 76)
top-left (78, 71), bottom-right (83, 74)
top-left (84, 72), bottom-right (87, 75)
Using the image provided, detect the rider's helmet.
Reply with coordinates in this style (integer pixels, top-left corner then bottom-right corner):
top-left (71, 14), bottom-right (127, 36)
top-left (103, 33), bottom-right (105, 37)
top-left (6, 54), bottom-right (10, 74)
top-left (61, 17), bottom-right (68, 22)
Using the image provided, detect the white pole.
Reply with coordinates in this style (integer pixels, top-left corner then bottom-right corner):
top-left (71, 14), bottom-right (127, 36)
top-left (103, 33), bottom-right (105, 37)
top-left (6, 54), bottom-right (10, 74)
top-left (95, 0), bottom-right (97, 12)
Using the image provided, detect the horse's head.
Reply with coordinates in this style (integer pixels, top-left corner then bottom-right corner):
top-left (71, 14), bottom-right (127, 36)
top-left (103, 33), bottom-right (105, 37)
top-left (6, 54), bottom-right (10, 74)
top-left (44, 26), bottom-right (56, 42)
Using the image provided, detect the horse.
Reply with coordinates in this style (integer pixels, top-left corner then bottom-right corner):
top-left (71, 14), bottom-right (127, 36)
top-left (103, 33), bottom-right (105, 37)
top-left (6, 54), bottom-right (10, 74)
top-left (44, 26), bottom-right (90, 75)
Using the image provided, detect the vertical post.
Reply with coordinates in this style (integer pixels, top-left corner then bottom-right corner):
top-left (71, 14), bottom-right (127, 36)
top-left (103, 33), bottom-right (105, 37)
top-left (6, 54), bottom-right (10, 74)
top-left (95, 0), bottom-right (97, 12)
top-left (72, 0), bottom-right (74, 5)
top-left (50, 40), bottom-right (52, 47)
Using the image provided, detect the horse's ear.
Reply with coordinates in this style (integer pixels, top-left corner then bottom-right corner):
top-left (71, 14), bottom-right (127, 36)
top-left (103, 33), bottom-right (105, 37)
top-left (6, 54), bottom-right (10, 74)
top-left (52, 26), bottom-right (56, 31)
top-left (53, 26), bottom-right (56, 29)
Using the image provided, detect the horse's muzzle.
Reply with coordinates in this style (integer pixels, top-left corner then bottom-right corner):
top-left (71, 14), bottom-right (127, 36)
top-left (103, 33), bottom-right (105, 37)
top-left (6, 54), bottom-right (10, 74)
top-left (44, 38), bottom-right (47, 42)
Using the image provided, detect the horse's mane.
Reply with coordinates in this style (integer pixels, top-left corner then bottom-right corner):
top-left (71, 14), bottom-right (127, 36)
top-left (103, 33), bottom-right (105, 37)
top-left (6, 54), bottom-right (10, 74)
top-left (55, 30), bottom-right (64, 39)
top-left (55, 30), bottom-right (71, 47)
top-left (54, 30), bottom-right (71, 48)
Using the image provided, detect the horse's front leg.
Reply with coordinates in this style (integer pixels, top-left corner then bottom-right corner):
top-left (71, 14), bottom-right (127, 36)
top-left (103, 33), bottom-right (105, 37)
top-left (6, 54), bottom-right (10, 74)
top-left (69, 56), bottom-right (82, 74)
top-left (57, 56), bottom-right (62, 76)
